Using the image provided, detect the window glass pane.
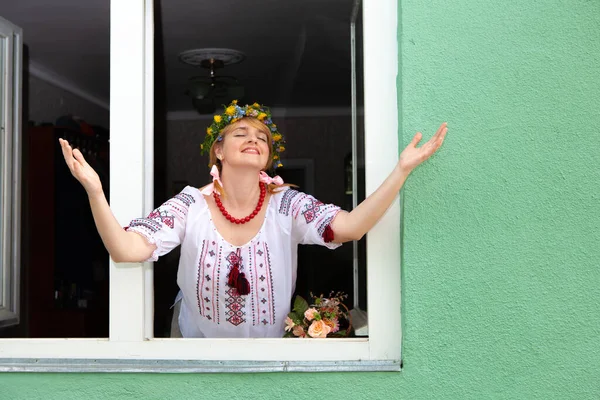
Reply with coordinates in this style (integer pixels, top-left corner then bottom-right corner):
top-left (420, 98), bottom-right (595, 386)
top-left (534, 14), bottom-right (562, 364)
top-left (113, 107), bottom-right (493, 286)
top-left (0, 5), bottom-right (110, 338)
top-left (0, 34), bottom-right (6, 300)
top-left (355, 6), bottom-right (367, 312)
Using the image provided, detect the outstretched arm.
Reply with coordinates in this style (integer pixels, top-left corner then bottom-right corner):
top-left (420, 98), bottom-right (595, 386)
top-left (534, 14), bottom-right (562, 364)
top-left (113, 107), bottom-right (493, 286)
top-left (330, 122), bottom-right (448, 242)
top-left (59, 138), bottom-right (156, 262)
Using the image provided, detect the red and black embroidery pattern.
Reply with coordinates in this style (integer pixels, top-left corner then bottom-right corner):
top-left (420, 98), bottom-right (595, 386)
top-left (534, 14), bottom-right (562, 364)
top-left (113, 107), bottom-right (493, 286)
top-left (301, 197), bottom-right (325, 224)
top-left (225, 287), bottom-right (246, 326)
top-left (127, 218), bottom-right (162, 235)
top-left (147, 208), bottom-right (175, 229)
top-left (197, 243), bottom-right (276, 328)
top-left (197, 240), bottom-right (221, 323)
top-left (173, 192), bottom-right (195, 207)
top-left (127, 191), bottom-right (195, 235)
top-left (279, 189), bottom-right (299, 216)
top-left (246, 242), bottom-right (276, 326)
top-left (288, 192), bottom-right (340, 242)
top-left (223, 250), bottom-right (247, 326)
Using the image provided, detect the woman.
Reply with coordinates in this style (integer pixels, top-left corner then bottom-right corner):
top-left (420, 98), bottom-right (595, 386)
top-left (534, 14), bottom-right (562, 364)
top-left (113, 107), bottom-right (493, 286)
top-left (59, 101), bottom-right (447, 338)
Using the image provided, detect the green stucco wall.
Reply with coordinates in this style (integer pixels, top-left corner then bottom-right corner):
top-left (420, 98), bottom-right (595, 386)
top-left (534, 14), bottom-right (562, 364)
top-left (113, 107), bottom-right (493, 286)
top-left (2, 0), bottom-right (599, 398)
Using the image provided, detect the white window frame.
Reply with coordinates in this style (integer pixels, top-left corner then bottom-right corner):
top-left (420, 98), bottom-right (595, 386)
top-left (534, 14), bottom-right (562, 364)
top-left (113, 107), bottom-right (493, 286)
top-left (0, 0), bottom-right (400, 372)
top-left (0, 16), bottom-right (22, 329)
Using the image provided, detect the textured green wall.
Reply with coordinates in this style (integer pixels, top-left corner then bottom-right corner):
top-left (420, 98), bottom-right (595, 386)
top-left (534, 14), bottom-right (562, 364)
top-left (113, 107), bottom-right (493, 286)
top-left (2, 1), bottom-right (600, 399)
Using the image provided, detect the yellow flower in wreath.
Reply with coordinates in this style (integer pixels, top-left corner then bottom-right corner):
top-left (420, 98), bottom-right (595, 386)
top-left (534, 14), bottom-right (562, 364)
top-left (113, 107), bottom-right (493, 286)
top-left (213, 115), bottom-right (222, 123)
top-left (225, 106), bottom-right (236, 116)
top-left (252, 102), bottom-right (260, 108)
top-left (272, 134), bottom-right (282, 142)
top-left (206, 127), bottom-right (213, 135)
top-left (277, 163), bottom-right (283, 168)
top-left (232, 99), bottom-right (238, 105)
top-left (273, 155), bottom-right (279, 160)
top-left (278, 146), bottom-right (285, 152)
top-left (257, 112), bottom-right (267, 121)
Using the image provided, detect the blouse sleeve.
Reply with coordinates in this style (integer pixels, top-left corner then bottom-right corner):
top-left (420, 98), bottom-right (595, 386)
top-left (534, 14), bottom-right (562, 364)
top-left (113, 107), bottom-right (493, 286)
top-left (278, 188), bottom-right (342, 250)
top-left (125, 186), bottom-right (197, 262)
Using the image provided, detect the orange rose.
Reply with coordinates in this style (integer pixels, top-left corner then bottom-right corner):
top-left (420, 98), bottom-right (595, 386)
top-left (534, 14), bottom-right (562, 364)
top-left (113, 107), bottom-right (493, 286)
top-left (304, 308), bottom-right (318, 321)
top-left (307, 320), bottom-right (331, 338)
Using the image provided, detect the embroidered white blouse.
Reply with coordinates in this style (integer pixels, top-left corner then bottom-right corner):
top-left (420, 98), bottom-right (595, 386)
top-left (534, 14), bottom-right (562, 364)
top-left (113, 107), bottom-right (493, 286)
top-left (126, 186), bottom-right (341, 338)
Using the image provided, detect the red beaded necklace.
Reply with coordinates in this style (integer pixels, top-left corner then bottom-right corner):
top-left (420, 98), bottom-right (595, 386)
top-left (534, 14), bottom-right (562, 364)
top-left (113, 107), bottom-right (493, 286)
top-left (213, 183), bottom-right (266, 224)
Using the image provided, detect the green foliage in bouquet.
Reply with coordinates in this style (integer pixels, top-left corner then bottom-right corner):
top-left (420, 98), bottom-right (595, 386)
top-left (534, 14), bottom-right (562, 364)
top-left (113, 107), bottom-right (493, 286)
top-left (283, 292), bottom-right (352, 338)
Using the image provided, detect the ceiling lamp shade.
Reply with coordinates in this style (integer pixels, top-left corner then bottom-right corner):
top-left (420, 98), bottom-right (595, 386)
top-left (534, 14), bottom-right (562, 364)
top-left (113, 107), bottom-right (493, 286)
top-left (179, 48), bottom-right (246, 114)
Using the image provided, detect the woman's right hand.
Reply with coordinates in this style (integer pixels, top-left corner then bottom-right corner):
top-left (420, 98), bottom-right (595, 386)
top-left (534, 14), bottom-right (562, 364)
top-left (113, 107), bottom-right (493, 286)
top-left (59, 138), bottom-right (103, 197)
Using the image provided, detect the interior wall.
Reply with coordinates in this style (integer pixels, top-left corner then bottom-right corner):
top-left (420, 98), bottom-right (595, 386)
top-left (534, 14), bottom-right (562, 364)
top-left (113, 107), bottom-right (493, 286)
top-left (164, 115), bottom-right (351, 202)
top-left (27, 74), bottom-right (109, 128)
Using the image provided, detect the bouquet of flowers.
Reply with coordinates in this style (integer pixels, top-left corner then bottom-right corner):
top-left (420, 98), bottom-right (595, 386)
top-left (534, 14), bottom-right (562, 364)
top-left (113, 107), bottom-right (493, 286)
top-left (284, 292), bottom-right (352, 338)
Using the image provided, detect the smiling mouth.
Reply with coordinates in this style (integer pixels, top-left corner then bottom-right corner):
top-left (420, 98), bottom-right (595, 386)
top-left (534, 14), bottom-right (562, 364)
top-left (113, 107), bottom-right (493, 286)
top-left (242, 148), bottom-right (260, 154)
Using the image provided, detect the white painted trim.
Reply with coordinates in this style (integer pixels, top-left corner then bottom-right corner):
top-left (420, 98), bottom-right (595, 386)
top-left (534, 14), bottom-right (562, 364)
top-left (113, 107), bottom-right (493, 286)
top-left (29, 61), bottom-right (109, 111)
top-left (0, 338), bottom-right (369, 361)
top-left (363, 0), bottom-right (400, 361)
top-left (166, 107), bottom-right (364, 121)
top-left (108, 0), bottom-right (146, 342)
top-left (143, 0), bottom-right (155, 340)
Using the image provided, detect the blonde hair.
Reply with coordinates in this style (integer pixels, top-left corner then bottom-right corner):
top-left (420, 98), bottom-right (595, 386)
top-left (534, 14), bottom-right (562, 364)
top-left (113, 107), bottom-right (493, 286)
top-left (207, 117), bottom-right (293, 196)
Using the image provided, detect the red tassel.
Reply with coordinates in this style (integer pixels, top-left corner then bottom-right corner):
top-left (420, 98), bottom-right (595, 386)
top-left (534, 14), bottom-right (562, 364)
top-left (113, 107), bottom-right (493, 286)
top-left (322, 225), bottom-right (335, 243)
top-left (228, 264), bottom-right (240, 287)
top-left (236, 272), bottom-right (251, 295)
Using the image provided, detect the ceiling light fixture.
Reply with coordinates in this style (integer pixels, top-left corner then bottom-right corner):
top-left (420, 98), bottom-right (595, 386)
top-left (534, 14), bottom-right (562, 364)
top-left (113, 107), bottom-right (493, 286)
top-left (179, 48), bottom-right (246, 114)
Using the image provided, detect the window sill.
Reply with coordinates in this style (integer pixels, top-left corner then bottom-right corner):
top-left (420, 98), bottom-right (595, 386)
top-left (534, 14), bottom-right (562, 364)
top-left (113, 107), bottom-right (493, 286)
top-left (0, 358), bottom-right (400, 373)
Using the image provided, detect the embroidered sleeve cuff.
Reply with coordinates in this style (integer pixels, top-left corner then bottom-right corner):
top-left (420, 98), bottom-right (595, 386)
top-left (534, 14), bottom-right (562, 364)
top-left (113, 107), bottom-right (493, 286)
top-left (125, 222), bottom-right (164, 262)
top-left (318, 209), bottom-right (342, 250)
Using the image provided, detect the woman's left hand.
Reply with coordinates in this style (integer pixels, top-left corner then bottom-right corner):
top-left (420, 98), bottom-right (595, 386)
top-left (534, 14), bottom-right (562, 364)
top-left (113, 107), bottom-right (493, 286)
top-left (398, 122), bottom-right (448, 173)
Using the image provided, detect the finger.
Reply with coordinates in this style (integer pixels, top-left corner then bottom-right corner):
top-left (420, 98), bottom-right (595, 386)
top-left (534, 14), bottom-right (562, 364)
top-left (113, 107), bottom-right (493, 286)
top-left (59, 139), bottom-right (76, 170)
top-left (410, 132), bottom-right (422, 147)
top-left (426, 127), bottom-right (445, 146)
top-left (437, 126), bottom-right (448, 145)
top-left (72, 148), bottom-right (90, 168)
top-left (60, 140), bottom-right (85, 176)
top-left (433, 122), bottom-right (447, 140)
top-left (427, 127), bottom-right (448, 153)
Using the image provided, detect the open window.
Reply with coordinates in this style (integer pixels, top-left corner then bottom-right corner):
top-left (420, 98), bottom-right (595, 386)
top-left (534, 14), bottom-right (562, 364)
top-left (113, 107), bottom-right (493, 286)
top-left (0, 0), bottom-right (400, 372)
top-left (0, 4), bottom-right (110, 340)
top-left (0, 16), bottom-right (22, 329)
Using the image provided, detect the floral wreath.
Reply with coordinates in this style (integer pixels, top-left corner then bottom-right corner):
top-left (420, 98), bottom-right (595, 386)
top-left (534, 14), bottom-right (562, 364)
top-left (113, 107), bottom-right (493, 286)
top-left (201, 100), bottom-right (285, 168)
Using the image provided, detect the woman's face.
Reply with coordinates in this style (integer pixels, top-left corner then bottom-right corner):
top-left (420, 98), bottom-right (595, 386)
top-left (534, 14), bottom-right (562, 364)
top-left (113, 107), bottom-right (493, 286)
top-left (217, 119), bottom-right (271, 171)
